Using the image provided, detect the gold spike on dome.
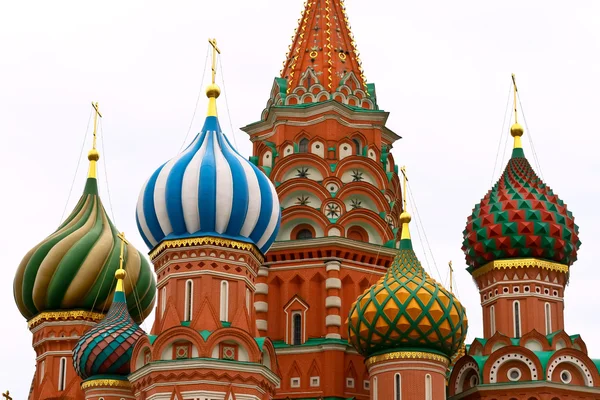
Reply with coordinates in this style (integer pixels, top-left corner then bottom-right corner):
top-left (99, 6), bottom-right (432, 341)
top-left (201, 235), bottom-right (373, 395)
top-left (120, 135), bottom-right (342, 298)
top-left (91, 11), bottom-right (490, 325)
top-left (87, 102), bottom-right (102, 179)
top-left (399, 166), bottom-right (411, 241)
top-left (510, 74), bottom-right (524, 149)
top-left (115, 232), bottom-right (128, 292)
top-left (206, 38), bottom-right (221, 117)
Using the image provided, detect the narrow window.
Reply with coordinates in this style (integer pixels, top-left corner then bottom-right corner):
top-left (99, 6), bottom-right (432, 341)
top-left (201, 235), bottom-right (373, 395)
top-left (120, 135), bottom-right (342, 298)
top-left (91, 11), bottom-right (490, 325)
top-left (299, 138), bottom-right (309, 153)
top-left (161, 286), bottom-right (166, 316)
top-left (545, 302), bottom-right (552, 334)
top-left (220, 280), bottom-right (229, 321)
top-left (58, 357), bottom-right (67, 391)
top-left (292, 312), bottom-right (302, 345)
top-left (373, 377), bottom-right (378, 400)
top-left (514, 301), bottom-right (521, 338)
top-left (394, 373), bottom-right (401, 400)
top-left (425, 374), bottom-right (432, 400)
top-left (352, 138), bottom-right (362, 155)
top-left (490, 305), bottom-right (496, 335)
top-left (40, 360), bottom-right (45, 383)
top-left (184, 280), bottom-right (193, 321)
top-left (246, 288), bottom-right (251, 315)
top-left (297, 228), bottom-right (313, 240)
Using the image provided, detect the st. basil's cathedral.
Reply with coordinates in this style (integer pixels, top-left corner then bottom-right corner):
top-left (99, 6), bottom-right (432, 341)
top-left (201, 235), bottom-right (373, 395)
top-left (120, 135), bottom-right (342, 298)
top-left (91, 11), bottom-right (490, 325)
top-left (11, 1), bottom-right (595, 399)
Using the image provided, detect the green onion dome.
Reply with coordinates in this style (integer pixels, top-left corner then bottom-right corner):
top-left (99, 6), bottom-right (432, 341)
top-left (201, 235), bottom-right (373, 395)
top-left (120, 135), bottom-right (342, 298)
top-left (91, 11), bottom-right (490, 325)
top-left (462, 126), bottom-right (581, 272)
top-left (348, 213), bottom-right (468, 358)
top-left (13, 155), bottom-right (156, 323)
top-left (73, 268), bottom-right (144, 379)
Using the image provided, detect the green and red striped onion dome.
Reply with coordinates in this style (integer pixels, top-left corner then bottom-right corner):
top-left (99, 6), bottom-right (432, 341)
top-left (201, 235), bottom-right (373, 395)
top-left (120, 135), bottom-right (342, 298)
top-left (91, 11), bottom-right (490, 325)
top-left (73, 270), bottom-right (144, 379)
top-left (348, 215), bottom-right (468, 358)
top-left (13, 178), bottom-right (156, 323)
top-left (462, 147), bottom-right (581, 272)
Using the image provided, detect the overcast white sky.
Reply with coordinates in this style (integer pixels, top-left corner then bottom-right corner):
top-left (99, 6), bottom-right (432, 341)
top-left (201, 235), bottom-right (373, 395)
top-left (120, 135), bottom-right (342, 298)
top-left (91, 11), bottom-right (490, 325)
top-left (1, 0), bottom-right (599, 397)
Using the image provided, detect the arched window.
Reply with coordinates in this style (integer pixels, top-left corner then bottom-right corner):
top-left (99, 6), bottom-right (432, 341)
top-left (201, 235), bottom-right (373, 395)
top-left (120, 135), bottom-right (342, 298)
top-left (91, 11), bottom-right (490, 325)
top-left (513, 301), bottom-right (521, 338)
top-left (184, 280), bottom-right (193, 321)
top-left (352, 138), bottom-right (362, 155)
top-left (490, 305), bottom-right (496, 335)
top-left (425, 374), bottom-right (432, 400)
top-left (545, 303), bottom-right (552, 334)
top-left (292, 312), bottom-right (302, 345)
top-left (394, 373), bottom-right (401, 400)
top-left (58, 357), bottom-right (67, 391)
top-left (246, 288), bottom-right (251, 315)
top-left (299, 138), bottom-right (309, 153)
top-left (40, 360), bottom-right (45, 383)
top-left (220, 281), bottom-right (229, 321)
top-left (373, 377), bottom-right (378, 400)
top-left (297, 229), bottom-right (313, 240)
top-left (161, 286), bottom-right (166, 316)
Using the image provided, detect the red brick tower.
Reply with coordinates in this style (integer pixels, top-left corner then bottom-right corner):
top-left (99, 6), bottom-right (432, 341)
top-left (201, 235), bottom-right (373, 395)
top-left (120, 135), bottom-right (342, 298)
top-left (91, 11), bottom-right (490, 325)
top-left (131, 42), bottom-right (281, 399)
top-left (241, 1), bottom-right (402, 398)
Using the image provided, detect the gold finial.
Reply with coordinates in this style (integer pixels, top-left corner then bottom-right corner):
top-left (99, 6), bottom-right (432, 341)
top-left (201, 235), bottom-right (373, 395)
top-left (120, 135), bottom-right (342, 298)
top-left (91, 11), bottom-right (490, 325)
top-left (399, 166), bottom-right (411, 240)
top-left (87, 102), bottom-right (102, 178)
top-left (510, 74), bottom-right (524, 149)
top-left (449, 261), bottom-right (454, 294)
top-left (206, 38), bottom-right (221, 117)
top-left (2, 391), bottom-right (12, 400)
top-left (115, 232), bottom-right (129, 292)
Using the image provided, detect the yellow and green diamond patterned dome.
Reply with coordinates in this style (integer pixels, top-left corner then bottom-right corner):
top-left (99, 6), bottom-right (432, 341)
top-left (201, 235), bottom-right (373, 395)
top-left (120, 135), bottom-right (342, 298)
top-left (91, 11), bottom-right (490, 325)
top-left (348, 213), bottom-right (468, 358)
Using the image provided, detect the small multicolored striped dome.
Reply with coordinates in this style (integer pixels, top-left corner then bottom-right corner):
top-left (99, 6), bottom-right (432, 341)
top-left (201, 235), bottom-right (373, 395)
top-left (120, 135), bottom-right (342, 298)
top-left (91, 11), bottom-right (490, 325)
top-left (348, 214), bottom-right (468, 358)
top-left (73, 269), bottom-right (144, 379)
top-left (13, 174), bottom-right (156, 323)
top-left (462, 129), bottom-right (580, 272)
top-left (136, 88), bottom-right (280, 255)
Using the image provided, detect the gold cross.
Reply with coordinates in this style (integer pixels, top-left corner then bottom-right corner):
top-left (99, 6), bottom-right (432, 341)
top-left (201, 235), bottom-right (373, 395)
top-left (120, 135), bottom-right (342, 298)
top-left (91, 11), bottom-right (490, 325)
top-left (91, 102), bottom-right (102, 150)
top-left (117, 232), bottom-right (128, 270)
top-left (400, 166), bottom-right (408, 211)
top-left (208, 38), bottom-right (221, 84)
top-left (449, 260), bottom-right (454, 294)
top-left (2, 391), bottom-right (12, 400)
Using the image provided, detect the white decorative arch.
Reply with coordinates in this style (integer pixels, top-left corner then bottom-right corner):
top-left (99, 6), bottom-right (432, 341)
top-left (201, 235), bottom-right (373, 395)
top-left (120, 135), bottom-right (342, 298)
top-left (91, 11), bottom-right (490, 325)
top-left (547, 355), bottom-right (593, 387)
top-left (454, 361), bottom-right (479, 393)
top-left (489, 353), bottom-right (538, 383)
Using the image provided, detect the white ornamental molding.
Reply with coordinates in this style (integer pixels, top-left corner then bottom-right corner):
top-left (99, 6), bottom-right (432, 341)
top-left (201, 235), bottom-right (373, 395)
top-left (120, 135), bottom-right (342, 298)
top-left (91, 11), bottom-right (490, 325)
top-left (489, 353), bottom-right (538, 383)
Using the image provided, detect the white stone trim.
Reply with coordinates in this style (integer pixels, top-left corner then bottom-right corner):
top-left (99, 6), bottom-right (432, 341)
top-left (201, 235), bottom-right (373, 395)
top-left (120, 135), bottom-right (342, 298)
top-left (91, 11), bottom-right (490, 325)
top-left (325, 260), bottom-right (341, 271)
top-left (454, 361), bottom-right (479, 394)
top-left (258, 267), bottom-right (269, 277)
top-left (254, 301), bottom-right (268, 313)
top-left (547, 355), bottom-right (593, 387)
top-left (256, 319), bottom-right (268, 331)
top-left (489, 353), bottom-right (537, 383)
top-left (325, 333), bottom-right (342, 340)
top-left (325, 296), bottom-right (342, 308)
top-left (255, 283), bottom-right (269, 295)
top-left (325, 315), bottom-right (342, 327)
top-left (326, 278), bottom-right (342, 290)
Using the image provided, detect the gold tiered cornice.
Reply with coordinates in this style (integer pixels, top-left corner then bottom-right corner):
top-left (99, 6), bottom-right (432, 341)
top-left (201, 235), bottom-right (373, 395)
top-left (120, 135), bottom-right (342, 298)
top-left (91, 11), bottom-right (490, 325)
top-left (80, 379), bottom-right (132, 390)
top-left (149, 236), bottom-right (264, 261)
top-left (366, 351), bottom-right (450, 368)
top-left (28, 310), bottom-right (105, 329)
top-left (471, 258), bottom-right (569, 279)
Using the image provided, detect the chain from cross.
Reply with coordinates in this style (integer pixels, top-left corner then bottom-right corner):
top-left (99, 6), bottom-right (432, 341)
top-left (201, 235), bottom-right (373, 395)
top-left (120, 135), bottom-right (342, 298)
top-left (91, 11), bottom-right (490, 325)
top-left (2, 391), bottom-right (12, 400)
top-left (208, 38), bottom-right (221, 85)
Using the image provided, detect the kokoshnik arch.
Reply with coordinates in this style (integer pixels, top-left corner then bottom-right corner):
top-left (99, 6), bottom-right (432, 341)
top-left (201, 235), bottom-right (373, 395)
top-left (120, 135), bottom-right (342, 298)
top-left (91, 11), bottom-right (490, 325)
top-left (11, 1), bottom-right (596, 400)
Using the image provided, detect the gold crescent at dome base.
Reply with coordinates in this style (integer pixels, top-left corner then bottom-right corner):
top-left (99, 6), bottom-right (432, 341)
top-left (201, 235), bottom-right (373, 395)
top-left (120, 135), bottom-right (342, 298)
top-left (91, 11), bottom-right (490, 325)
top-left (27, 310), bottom-right (105, 329)
top-left (472, 258), bottom-right (569, 279)
top-left (80, 379), bottom-right (131, 390)
top-left (149, 236), bottom-right (263, 261)
top-left (366, 351), bottom-right (449, 367)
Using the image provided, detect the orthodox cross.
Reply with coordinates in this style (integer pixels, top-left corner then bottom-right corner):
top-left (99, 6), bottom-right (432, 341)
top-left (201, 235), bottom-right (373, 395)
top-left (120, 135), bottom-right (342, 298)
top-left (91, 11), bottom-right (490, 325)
top-left (2, 391), bottom-right (12, 400)
top-left (449, 261), bottom-right (454, 294)
top-left (208, 38), bottom-right (221, 85)
top-left (400, 166), bottom-right (408, 211)
top-left (117, 232), bottom-right (128, 270)
top-left (511, 73), bottom-right (518, 123)
top-left (91, 101), bottom-right (102, 149)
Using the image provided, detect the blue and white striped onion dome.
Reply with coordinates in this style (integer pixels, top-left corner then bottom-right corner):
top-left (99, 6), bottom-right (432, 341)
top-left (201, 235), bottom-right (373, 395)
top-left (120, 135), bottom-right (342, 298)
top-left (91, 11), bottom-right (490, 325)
top-left (136, 115), bottom-right (281, 254)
